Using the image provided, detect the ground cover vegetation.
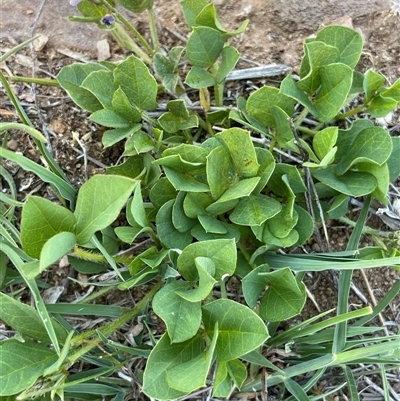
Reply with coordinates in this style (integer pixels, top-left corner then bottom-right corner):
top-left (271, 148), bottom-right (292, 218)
top-left (0, 0), bottom-right (399, 400)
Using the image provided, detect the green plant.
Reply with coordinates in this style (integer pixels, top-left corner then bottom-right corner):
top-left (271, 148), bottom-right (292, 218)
top-left (0, 1), bottom-right (399, 400)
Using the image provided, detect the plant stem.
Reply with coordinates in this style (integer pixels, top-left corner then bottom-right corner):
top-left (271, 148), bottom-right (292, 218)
top-left (6, 76), bottom-right (59, 86)
top-left (337, 104), bottom-right (366, 119)
top-left (147, 6), bottom-right (160, 53)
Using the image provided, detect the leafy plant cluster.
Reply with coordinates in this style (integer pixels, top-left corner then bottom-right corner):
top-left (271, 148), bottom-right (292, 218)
top-left (0, 0), bottom-right (400, 400)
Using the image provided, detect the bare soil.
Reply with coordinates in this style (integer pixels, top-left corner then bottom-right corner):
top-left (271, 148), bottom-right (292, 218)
top-left (1, 0), bottom-right (399, 399)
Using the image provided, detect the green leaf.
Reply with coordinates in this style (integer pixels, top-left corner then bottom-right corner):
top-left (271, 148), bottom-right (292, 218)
top-left (185, 65), bottom-right (216, 88)
top-left (227, 358), bottom-right (247, 389)
top-left (0, 293), bottom-right (65, 343)
top-left (164, 167), bottom-right (209, 192)
top-left (253, 147), bottom-right (276, 194)
top-left (172, 191), bottom-right (197, 233)
top-left (313, 127), bottom-right (338, 160)
top-left (21, 196), bottom-right (76, 259)
top-left (206, 145), bottom-right (233, 199)
top-left (156, 199), bottom-right (193, 249)
top-left (229, 194), bottom-right (282, 226)
top-left (177, 239), bottom-right (236, 281)
top-left (367, 95), bottom-right (398, 117)
top-left (270, 106), bottom-right (296, 148)
top-left (202, 299), bottom-right (269, 361)
top-left (123, 130), bottom-right (155, 155)
top-left (111, 87), bottom-right (142, 123)
top-left (176, 257), bottom-right (217, 302)
top-left (153, 46), bottom-right (185, 93)
top-left (130, 184), bottom-right (148, 228)
top-left (314, 63), bottom-right (353, 122)
top-left (213, 362), bottom-right (231, 397)
top-left (167, 323), bottom-right (218, 392)
top-left (191, 221), bottom-right (241, 242)
top-left (268, 163), bottom-right (307, 196)
top-left (387, 137), bottom-right (400, 182)
top-left (102, 125), bottom-right (141, 148)
top-left (152, 281), bottom-right (201, 343)
top-left (74, 175), bottom-right (137, 244)
top-left (215, 46), bottom-right (240, 83)
top-left (259, 268), bottom-right (306, 321)
top-left (81, 70), bottom-right (115, 109)
top-left (90, 108), bottom-right (130, 128)
top-left (216, 128), bottom-right (260, 177)
top-left (57, 63), bottom-right (107, 112)
top-left (77, 0), bottom-right (106, 18)
top-left (292, 204), bottom-right (314, 246)
top-left (186, 26), bottom-right (224, 67)
top-left (37, 232), bottom-right (76, 275)
top-left (297, 41), bottom-right (340, 93)
top-left (312, 167), bottom-right (376, 197)
top-left (114, 55), bottom-right (157, 110)
top-left (356, 162), bottom-right (390, 204)
top-left (363, 69), bottom-right (386, 103)
top-left (198, 214), bottom-right (227, 234)
top-left (142, 333), bottom-right (203, 400)
top-left (180, 0), bottom-right (208, 28)
top-left (183, 192), bottom-right (212, 218)
top-left (242, 264), bottom-right (270, 309)
top-left (0, 339), bottom-right (58, 396)
top-left (267, 202), bottom-right (298, 239)
top-left (206, 177), bottom-right (260, 215)
top-left (158, 99), bottom-right (199, 133)
top-left (316, 25), bottom-right (363, 68)
top-left (150, 177), bottom-right (177, 209)
top-left (279, 74), bottom-right (318, 115)
top-left (381, 77), bottom-right (400, 101)
top-left (246, 86), bottom-right (295, 128)
top-left (335, 126), bottom-right (393, 175)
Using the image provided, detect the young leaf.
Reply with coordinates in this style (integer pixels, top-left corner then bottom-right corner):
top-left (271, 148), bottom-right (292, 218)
top-left (152, 280), bottom-right (202, 343)
top-left (253, 147), bottom-right (276, 194)
top-left (198, 214), bottom-right (227, 234)
top-left (313, 127), bottom-right (338, 161)
top-left (115, 0), bottom-right (153, 13)
top-left (259, 267), bottom-right (307, 321)
top-left (74, 175), bottom-right (137, 244)
top-left (366, 95), bottom-right (398, 117)
top-left (130, 184), bottom-right (148, 228)
top-left (111, 87), bottom-right (142, 123)
top-left (363, 69), bottom-right (386, 103)
top-left (21, 196), bottom-right (76, 259)
top-left (177, 238), bottom-right (236, 281)
top-left (216, 128), bottom-right (260, 177)
top-left (175, 257), bottom-right (217, 302)
top-left (90, 108), bottom-right (130, 128)
top-left (81, 70), bottom-right (115, 109)
top-left (38, 232), bottom-right (76, 274)
top-left (181, 0), bottom-right (208, 28)
top-left (185, 65), bottom-right (216, 88)
top-left (229, 194), bottom-right (282, 226)
top-left (142, 333), bottom-right (203, 400)
top-left (156, 199), bottom-right (193, 249)
top-left (246, 86), bottom-right (295, 128)
top-left (312, 167), bottom-right (377, 197)
top-left (242, 263), bottom-right (270, 309)
top-left (202, 299), bottom-right (269, 361)
top-left (186, 26), bottom-right (224, 67)
top-left (335, 126), bottom-right (392, 175)
top-left (227, 358), bottom-right (247, 389)
top-left (172, 191), bottom-right (197, 233)
top-left (315, 24), bottom-right (363, 68)
top-left (206, 177), bottom-right (260, 215)
top-left (150, 177), bottom-right (177, 210)
top-left (113, 55), bottom-right (158, 110)
top-left (215, 45), bottom-right (240, 83)
top-left (123, 130), bottom-right (155, 155)
top-left (0, 340), bottom-right (58, 396)
top-left (213, 362), bottom-right (231, 397)
top-left (166, 323), bottom-right (218, 392)
top-left (314, 63), bottom-right (353, 122)
top-left (57, 63), bottom-right (107, 112)
top-left (158, 99), bottom-right (199, 133)
top-left (206, 145), bottom-right (233, 199)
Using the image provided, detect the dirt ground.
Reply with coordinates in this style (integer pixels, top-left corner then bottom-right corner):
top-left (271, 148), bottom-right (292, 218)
top-left (1, 0), bottom-right (400, 399)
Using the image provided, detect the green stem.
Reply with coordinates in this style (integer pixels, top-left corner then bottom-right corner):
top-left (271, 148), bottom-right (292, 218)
top-left (6, 76), bottom-right (59, 86)
top-left (293, 107), bottom-right (309, 128)
top-left (73, 245), bottom-right (133, 264)
top-left (147, 6), bottom-right (160, 53)
top-left (111, 24), bottom-right (152, 65)
top-left (69, 281), bottom-right (161, 360)
top-left (337, 104), bottom-right (366, 119)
